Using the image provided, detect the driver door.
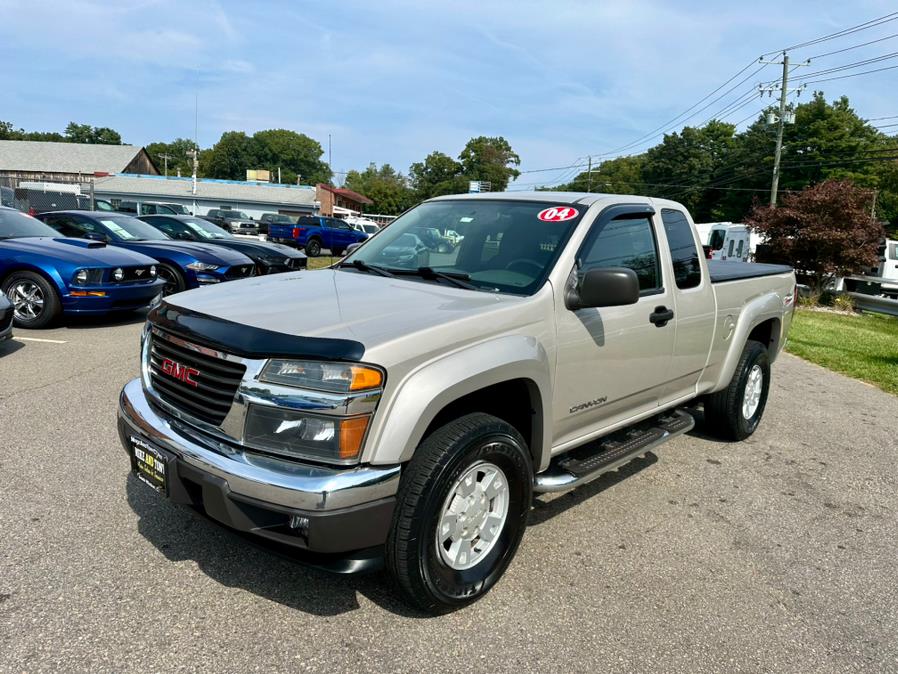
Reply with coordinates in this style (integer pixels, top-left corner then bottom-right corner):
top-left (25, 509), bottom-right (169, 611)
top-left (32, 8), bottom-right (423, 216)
top-left (552, 206), bottom-right (677, 450)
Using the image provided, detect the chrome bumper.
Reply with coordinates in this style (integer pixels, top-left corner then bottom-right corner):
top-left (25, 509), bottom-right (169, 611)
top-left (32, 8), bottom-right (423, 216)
top-left (118, 378), bottom-right (401, 511)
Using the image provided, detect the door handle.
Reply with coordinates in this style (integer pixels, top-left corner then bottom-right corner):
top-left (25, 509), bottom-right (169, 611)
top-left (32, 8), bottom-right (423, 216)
top-left (649, 306), bottom-right (674, 327)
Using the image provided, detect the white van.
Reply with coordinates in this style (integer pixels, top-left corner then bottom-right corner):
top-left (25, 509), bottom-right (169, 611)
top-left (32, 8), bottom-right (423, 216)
top-left (880, 238), bottom-right (898, 297)
top-left (697, 222), bottom-right (758, 262)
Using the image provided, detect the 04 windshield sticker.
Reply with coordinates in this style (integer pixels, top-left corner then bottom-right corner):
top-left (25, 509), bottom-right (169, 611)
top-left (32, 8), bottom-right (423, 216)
top-left (537, 206), bottom-right (579, 222)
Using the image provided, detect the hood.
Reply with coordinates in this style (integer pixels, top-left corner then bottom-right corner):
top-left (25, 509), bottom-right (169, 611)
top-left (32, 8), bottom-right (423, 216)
top-left (121, 239), bottom-right (252, 265)
top-left (208, 239), bottom-right (306, 260)
top-left (164, 268), bottom-right (524, 357)
top-left (1, 237), bottom-right (159, 266)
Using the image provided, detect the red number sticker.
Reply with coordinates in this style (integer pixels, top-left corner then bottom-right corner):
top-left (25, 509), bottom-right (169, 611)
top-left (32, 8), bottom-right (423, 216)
top-left (537, 206), bottom-right (579, 222)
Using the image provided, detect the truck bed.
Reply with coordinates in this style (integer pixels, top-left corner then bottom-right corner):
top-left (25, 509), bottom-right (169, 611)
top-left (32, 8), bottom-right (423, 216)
top-left (708, 260), bottom-right (793, 283)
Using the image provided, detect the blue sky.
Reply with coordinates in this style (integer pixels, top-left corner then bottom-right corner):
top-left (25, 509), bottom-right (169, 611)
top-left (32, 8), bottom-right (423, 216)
top-left (1, 0), bottom-right (896, 187)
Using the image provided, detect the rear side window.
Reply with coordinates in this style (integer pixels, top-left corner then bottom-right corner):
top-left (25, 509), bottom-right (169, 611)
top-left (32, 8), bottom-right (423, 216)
top-left (581, 215), bottom-right (660, 292)
top-left (660, 209), bottom-right (702, 289)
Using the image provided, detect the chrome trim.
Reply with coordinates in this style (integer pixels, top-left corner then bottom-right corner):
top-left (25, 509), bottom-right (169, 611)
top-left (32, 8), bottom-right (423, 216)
top-left (119, 378), bottom-right (400, 511)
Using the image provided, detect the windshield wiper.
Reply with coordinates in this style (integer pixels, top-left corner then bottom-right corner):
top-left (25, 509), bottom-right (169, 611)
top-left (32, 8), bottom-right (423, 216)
top-left (395, 266), bottom-right (478, 290)
top-left (339, 259), bottom-right (396, 278)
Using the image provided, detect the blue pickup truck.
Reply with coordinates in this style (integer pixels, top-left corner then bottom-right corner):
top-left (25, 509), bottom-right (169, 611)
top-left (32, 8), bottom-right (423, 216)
top-left (268, 215), bottom-right (367, 257)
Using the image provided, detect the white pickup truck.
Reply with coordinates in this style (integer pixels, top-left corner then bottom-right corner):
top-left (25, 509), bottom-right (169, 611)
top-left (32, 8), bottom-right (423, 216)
top-left (118, 192), bottom-right (796, 612)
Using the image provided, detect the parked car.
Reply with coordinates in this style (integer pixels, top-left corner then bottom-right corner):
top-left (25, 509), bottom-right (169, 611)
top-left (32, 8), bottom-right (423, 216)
top-left (37, 211), bottom-right (256, 296)
top-left (380, 232), bottom-right (430, 267)
top-left (0, 186), bottom-right (14, 208)
top-left (117, 191), bottom-right (796, 611)
top-left (138, 215), bottom-right (307, 274)
top-left (94, 198), bottom-right (117, 212)
top-left (0, 206), bottom-right (164, 328)
top-left (117, 201), bottom-right (190, 216)
top-left (258, 213), bottom-right (294, 235)
top-left (204, 209), bottom-right (259, 235)
top-left (0, 292), bottom-right (13, 341)
top-left (268, 215), bottom-right (367, 256)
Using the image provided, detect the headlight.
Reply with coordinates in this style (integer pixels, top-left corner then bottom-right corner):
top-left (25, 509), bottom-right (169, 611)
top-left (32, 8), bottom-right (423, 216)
top-left (260, 360), bottom-right (384, 393)
top-left (113, 267), bottom-right (124, 281)
top-left (72, 268), bottom-right (104, 285)
top-left (149, 265), bottom-right (157, 278)
top-left (244, 406), bottom-right (370, 463)
top-left (186, 262), bottom-right (220, 271)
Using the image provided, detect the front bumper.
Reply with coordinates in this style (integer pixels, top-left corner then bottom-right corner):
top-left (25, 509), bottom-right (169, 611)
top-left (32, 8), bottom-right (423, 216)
top-left (0, 307), bottom-right (12, 341)
top-left (62, 280), bottom-right (164, 314)
top-left (117, 378), bottom-right (400, 556)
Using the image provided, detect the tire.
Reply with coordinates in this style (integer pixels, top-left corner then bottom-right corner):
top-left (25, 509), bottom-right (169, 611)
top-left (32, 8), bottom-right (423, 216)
top-left (305, 238), bottom-right (322, 257)
top-left (704, 340), bottom-right (770, 441)
top-left (386, 413), bottom-right (533, 613)
top-left (156, 263), bottom-right (186, 296)
top-left (2, 271), bottom-right (62, 329)
top-left (332, 247), bottom-right (344, 257)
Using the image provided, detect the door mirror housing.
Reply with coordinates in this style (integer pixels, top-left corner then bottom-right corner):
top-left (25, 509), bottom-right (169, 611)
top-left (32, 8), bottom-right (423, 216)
top-left (566, 267), bottom-right (640, 310)
top-left (83, 231), bottom-right (107, 242)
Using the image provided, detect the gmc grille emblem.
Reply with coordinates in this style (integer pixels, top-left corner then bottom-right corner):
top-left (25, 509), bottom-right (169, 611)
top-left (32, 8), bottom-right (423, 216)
top-left (160, 357), bottom-right (200, 387)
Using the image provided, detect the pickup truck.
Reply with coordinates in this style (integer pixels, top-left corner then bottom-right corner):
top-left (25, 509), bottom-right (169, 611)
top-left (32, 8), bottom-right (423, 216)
top-left (117, 192), bottom-right (795, 612)
top-left (267, 215), bottom-right (367, 256)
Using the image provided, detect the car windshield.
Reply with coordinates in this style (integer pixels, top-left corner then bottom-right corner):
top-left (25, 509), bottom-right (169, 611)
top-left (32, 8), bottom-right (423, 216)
top-left (181, 218), bottom-right (232, 239)
top-left (96, 214), bottom-right (171, 241)
top-left (343, 199), bottom-right (584, 295)
top-left (0, 209), bottom-right (61, 238)
top-left (362, 224), bottom-right (379, 233)
top-left (268, 214), bottom-right (292, 222)
top-left (224, 211), bottom-right (249, 220)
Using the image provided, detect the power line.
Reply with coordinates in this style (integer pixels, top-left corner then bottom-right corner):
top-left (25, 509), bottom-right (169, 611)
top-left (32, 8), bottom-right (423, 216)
top-left (793, 50), bottom-right (898, 79)
top-left (808, 31), bottom-right (898, 59)
top-left (803, 62), bottom-right (898, 85)
top-left (764, 11), bottom-right (898, 55)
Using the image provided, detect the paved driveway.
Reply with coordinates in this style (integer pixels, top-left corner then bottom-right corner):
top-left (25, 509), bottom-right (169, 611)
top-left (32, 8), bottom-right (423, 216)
top-left (1, 316), bottom-right (896, 672)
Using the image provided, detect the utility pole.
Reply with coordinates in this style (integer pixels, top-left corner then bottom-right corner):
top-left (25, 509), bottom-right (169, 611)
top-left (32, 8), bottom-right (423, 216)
top-left (586, 156), bottom-right (592, 193)
top-left (760, 53), bottom-right (808, 207)
top-left (187, 146), bottom-right (199, 195)
top-left (159, 153), bottom-right (174, 177)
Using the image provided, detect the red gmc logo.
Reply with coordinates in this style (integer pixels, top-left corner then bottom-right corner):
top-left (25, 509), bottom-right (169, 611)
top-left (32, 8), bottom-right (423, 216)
top-left (160, 357), bottom-right (200, 387)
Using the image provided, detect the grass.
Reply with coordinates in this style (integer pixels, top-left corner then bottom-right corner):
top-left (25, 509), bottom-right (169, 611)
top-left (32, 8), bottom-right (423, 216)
top-left (786, 308), bottom-right (898, 395)
top-left (306, 256), bottom-right (339, 270)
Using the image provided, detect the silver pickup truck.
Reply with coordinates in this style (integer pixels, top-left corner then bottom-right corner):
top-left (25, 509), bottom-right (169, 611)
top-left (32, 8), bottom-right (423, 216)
top-left (118, 192), bottom-right (795, 612)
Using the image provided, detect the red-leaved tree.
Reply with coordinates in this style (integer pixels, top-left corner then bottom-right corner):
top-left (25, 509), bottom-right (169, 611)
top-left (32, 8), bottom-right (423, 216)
top-left (746, 180), bottom-right (884, 291)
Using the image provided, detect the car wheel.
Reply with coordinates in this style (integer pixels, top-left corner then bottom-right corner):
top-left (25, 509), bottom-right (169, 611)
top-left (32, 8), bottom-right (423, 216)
top-left (156, 263), bottom-right (186, 296)
top-left (704, 340), bottom-right (770, 441)
top-left (306, 239), bottom-right (322, 257)
top-left (2, 271), bottom-right (62, 329)
top-left (332, 247), bottom-right (345, 257)
top-left (386, 413), bottom-right (533, 613)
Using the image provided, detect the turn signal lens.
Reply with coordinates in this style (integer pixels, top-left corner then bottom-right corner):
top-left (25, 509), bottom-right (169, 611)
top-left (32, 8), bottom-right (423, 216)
top-left (339, 416), bottom-right (370, 459)
top-left (350, 366), bottom-right (383, 391)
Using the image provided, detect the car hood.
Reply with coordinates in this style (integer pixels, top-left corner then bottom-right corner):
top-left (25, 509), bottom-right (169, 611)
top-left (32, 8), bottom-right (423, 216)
top-left (118, 239), bottom-right (252, 265)
top-left (0, 237), bottom-right (159, 266)
top-left (163, 268), bottom-right (526, 361)
top-left (207, 239), bottom-right (306, 260)
top-left (224, 219), bottom-right (256, 226)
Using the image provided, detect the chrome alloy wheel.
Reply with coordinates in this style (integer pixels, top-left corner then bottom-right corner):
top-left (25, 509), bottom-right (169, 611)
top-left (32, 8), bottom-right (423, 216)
top-left (9, 280), bottom-right (44, 321)
top-left (742, 364), bottom-right (763, 419)
top-left (436, 459), bottom-right (509, 571)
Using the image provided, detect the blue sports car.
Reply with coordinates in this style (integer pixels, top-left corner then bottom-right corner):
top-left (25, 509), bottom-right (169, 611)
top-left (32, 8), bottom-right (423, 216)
top-left (38, 211), bottom-right (256, 296)
top-left (0, 206), bottom-right (165, 329)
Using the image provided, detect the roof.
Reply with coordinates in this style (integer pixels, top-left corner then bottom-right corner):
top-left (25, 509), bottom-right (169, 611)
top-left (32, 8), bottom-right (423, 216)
top-left (0, 140), bottom-right (148, 174)
top-left (428, 190), bottom-right (684, 209)
top-left (93, 174), bottom-right (318, 207)
top-left (317, 183), bottom-right (373, 205)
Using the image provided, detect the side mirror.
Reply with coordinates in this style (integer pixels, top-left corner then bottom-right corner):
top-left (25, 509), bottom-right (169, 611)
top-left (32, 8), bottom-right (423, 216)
top-left (84, 232), bottom-right (107, 242)
top-left (566, 267), bottom-right (640, 310)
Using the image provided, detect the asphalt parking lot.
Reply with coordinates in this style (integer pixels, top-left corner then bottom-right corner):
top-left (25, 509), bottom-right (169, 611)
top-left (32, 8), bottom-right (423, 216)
top-left (1, 315), bottom-right (897, 673)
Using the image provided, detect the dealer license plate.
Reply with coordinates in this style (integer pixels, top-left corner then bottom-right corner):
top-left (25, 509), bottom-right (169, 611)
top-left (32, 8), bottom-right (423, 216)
top-left (130, 435), bottom-right (172, 494)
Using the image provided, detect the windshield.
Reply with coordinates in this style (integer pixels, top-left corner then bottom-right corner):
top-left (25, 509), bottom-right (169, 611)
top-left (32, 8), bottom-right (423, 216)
top-left (0, 209), bottom-right (61, 238)
top-left (708, 229), bottom-right (726, 250)
top-left (363, 224), bottom-right (379, 233)
top-left (224, 211), bottom-right (249, 220)
top-left (343, 199), bottom-right (584, 295)
top-left (96, 214), bottom-right (171, 241)
top-left (182, 218), bottom-right (232, 239)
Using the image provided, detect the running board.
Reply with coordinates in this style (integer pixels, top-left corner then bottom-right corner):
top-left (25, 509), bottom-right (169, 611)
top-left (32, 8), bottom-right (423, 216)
top-left (533, 409), bottom-right (695, 493)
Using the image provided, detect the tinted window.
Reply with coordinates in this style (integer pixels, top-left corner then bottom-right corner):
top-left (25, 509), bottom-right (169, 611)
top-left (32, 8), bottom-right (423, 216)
top-left (708, 229), bottom-right (725, 250)
top-left (0, 210), bottom-right (63, 238)
top-left (661, 208), bottom-right (701, 289)
top-left (581, 215), bottom-right (660, 292)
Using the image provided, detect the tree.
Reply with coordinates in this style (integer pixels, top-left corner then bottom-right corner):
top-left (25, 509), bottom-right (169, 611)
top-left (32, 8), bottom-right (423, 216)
top-left (409, 151), bottom-right (467, 199)
top-left (64, 122), bottom-right (122, 144)
top-left (253, 129), bottom-right (331, 185)
top-left (561, 155), bottom-right (646, 194)
top-left (344, 163), bottom-right (415, 214)
top-left (745, 180), bottom-right (884, 292)
top-left (145, 138), bottom-right (197, 177)
top-left (203, 131), bottom-right (263, 180)
top-left (458, 136), bottom-right (521, 192)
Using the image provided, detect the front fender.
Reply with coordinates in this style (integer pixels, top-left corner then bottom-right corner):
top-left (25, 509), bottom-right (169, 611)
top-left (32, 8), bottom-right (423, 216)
top-left (363, 335), bottom-right (553, 469)
top-left (1, 257), bottom-right (69, 295)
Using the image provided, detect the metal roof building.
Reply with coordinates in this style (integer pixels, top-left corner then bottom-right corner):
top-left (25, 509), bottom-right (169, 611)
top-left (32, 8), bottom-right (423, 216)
top-left (93, 174), bottom-right (319, 218)
top-left (0, 140), bottom-right (158, 181)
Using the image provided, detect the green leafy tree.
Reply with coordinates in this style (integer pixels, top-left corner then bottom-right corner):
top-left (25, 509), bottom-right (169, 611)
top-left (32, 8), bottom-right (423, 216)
top-left (204, 131), bottom-right (263, 180)
top-left (145, 138), bottom-right (198, 177)
top-left (746, 180), bottom-right (884, 291)
top-left (561, 155), bottom-right (647, 194)
top-left (253, 129), bottom-right (331, 185)
top-left (409, 151), bottom-right (467, 199)
top-left (64, 122), bottom-right (122, 144)
top-left (458, 135), bottom-right (521, 191)
top-left (344, 163), bottom-right (415, 214)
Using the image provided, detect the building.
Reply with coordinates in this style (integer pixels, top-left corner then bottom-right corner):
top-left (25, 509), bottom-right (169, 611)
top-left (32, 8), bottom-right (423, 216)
top-left (316, 183), bottom-right (373, 217)
top-left (93, 174), bottom-right (318, 219)
top-left (0, 140), bottom-right (158, 183)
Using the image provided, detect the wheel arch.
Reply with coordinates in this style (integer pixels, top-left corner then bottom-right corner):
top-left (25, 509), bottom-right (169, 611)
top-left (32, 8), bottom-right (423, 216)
top-left (710, 294), bottom-right (784, 392)
top-left (1, 262), bottom-right (67, 297)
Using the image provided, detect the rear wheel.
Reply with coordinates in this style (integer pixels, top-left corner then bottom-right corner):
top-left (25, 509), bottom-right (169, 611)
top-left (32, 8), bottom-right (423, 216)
top-left (156, 263), bottom-right (185, 296)
top-left (2, 271), bottom-right (61, 329)
top-left (386, 413), bottom-right (533, 613)
top-left (704, 340), bottom-right (770, 440)
top-left (305, 238), bottom-right (322, 257)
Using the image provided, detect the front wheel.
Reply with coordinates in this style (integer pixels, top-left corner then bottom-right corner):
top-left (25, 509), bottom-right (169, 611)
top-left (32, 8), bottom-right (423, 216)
top-left (386, 413), bottom-right (533, 613)
top-left (2, 271), bottom-right (62, 329)
top-left (704, 340), bottom-right (770, 440)
top-left (156, 263), bottom-right (186, 296)
top-left (305, 239), bottom-right (322, 257)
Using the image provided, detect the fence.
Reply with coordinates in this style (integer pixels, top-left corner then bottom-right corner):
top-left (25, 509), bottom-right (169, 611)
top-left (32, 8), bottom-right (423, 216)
top-left (0, 175), bottom-right (96, 213)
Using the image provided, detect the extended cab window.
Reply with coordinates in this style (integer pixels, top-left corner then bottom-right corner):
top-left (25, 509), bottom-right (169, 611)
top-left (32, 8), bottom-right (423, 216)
top-left (660, 208), bottom-right (702, 289)
top-left (580, 215), bottom-right (660, 292)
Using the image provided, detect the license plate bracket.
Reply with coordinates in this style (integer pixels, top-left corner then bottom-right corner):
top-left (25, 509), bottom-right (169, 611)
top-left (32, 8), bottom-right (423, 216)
top-left (129, 435), bottom-right (173, 495)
